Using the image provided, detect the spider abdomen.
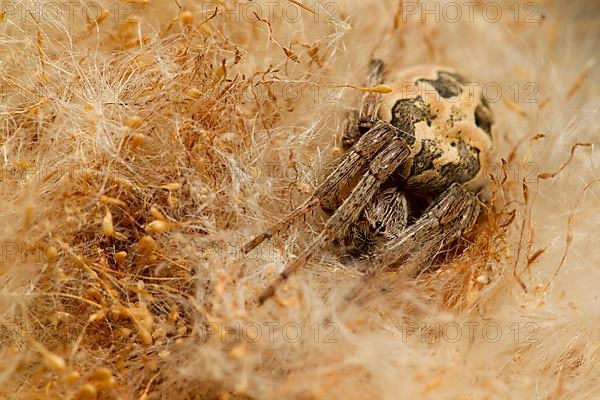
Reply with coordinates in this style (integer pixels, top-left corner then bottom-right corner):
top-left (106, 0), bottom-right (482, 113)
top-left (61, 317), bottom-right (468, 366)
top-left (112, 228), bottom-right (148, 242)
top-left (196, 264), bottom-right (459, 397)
top-left (379, 65), bottom-right (494, 195)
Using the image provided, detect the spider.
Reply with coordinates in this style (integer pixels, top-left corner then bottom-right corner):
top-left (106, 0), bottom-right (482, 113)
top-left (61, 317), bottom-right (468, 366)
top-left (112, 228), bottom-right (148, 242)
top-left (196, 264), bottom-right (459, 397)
top-left (243, 59), bottom-right (494, 305)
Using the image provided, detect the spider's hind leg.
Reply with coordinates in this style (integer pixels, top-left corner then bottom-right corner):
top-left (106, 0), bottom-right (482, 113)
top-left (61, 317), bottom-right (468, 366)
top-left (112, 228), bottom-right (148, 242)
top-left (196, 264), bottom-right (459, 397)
top-left (342, 59), bottom-right (385, 150)
top-left (376, 183), bottom-right (481, 275)
top-left (341, 184), bottom-right (480, 308)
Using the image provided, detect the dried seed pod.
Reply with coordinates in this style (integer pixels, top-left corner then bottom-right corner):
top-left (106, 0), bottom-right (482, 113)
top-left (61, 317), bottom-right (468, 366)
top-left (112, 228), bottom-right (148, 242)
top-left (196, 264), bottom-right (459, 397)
top-left (114, 251), bottom-right (127, 265)
top-left (160, 183), bottom-right (180, 190)
top-left (137, 236), bottom-right (156, 255)
top-left (146, 220), bottom-right (171, 234)
top-left (102, 208), bottom-right (114, 237)
top-left (150, 207), bottom-right (165, 220)
top-left (34, 344), bottom-right (66, 372)
top-left (46, 245), bottom-right (58, 263)
top-left (89, 367), bottom-right (115, 390)
top-left (74, 383), bottom-right (97, 400)
top-left (180, 11), bottom-right (193, 26)
top-left (131, 133), bottom-right (146, 151)
top-left (186, 87), bottom-right (201, 98)
top-left (61, 371), bottom-right (81, 383)
top-left (126, 115), bottom-right (143, 129)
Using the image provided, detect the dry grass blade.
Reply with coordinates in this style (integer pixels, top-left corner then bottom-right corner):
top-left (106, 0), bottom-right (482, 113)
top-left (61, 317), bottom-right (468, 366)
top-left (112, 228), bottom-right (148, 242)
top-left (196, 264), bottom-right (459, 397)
top-left (544, 179), bottom-right (600, 291)
top-left (538, 143), bottom-right (593, 180)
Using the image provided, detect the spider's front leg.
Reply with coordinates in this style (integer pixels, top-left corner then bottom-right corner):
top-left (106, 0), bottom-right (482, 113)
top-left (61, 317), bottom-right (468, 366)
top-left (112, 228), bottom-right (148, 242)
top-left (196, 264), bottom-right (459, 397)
top-left (242, 120), bottom-right (397, 255)
top-left (342, 59), bottom-right (385, 149)
top-left (375, 183), bottom-right (481, 275)
top-left (257, 129), bottom-right (411, 304)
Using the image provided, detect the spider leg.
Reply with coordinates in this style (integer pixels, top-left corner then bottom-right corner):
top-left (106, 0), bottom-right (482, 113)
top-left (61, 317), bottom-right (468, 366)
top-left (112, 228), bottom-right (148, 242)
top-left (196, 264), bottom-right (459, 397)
top-left (242, 120), bottom-right (397, 255)
top-left (341, 184), bottom-right (480, 308)
top-left (342, 59), bottom-right (385, 150)
top-left (258, 131), bottom-right (410, 304)
top-left (342, 110), bottom-right (360, 150)
top-left (359, 59), bottom-right (385, 131)
top-left (341, 188), bottom-right (410, 259)
top-left (375, 183), bottom-right (481, 275)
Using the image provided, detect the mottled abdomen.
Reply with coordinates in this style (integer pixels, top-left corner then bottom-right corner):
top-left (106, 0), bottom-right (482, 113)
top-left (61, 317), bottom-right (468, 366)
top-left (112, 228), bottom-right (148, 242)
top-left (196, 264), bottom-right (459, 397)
top-left (379, 65), bottom-right (494, 195)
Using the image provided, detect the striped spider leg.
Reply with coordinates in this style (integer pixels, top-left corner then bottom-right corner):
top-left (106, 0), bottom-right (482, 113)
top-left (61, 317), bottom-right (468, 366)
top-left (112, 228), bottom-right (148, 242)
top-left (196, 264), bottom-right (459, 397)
top-left (342, 183), bottom-right (481, 306)
top-left (256, 124), bottom-right (410, 304)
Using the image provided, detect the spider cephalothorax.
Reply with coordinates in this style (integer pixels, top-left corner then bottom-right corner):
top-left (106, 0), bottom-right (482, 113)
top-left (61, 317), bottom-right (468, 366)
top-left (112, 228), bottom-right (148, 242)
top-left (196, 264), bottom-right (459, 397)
top-left (244, 60), bottom-right (495, 304)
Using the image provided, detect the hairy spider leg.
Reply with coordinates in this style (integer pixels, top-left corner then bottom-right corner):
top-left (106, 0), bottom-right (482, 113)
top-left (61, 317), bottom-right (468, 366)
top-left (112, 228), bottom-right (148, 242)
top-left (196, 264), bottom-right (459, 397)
top-left (359, 59), bottom-right (385, 131)
top-left (258, 130), bottom-right (410, 304)
top-left (377, 183), bottom-right (480, 274)
top-left (242, 120), bottom-right (398, 255)
top-left (341, 183), bottom-right (480, 308)
top-left (343, 59), bottom-right (385, 149)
